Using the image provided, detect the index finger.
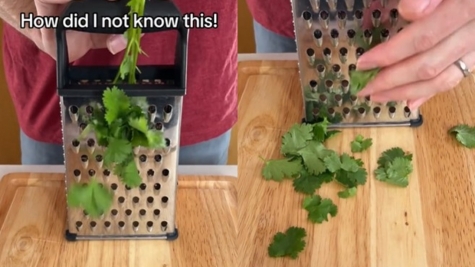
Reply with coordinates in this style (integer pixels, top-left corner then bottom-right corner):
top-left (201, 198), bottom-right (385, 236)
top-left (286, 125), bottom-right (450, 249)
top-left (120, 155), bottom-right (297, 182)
top-left (356, 0), bottom-right (475, 70)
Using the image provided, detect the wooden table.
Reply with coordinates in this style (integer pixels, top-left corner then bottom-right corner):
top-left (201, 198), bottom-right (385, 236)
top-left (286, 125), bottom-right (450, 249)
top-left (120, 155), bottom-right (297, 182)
top-left (238, 60), bottom-right (475, 267)
top-left (0, 173), bottom-right (237, 267)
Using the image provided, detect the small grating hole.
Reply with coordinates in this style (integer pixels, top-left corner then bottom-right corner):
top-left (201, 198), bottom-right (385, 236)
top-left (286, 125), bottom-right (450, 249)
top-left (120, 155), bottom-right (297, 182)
top-left (88, 169), bottom-right (95, 176)
top-left (161, 221), bottom-right (168, 227)
top-left (69, 106), bottom-right (78, 114)
top-left (79, 123), bottom-right (87, 130)
top-left (103, 169), bottom-right (110, 176)
top-left (148, 105), bottom-right (157, 113)
top-left (355, 9), bottom-right (363, 19)
top-left (125, 185), bottom-right (131, 191)
top-left (147, 197), bottom-right (154, 203)
top-left (373, 9), bottom-right (381, 18)
top-left (85, 106), bottom-right (94, 114)
top-left (389, 106), bottom-right (396, 113)
top-left (111, 183), bottom-right (118, 190)
top-left (133, 221), bottom-right (139, 227)
top-left (154, 209), bottom-right (160, 216)
top-left (165, 138), bottom-right (171, 146)
top-left (72, 140), bottom-right (80, 147)
top-left (147, 221), bottom-right (153, 227)
top-left (164, 105), bottom-right (172, 113)
top-left (90, 221), bottom-right (96, 227)
top-left (133, 197), bottom-right (140, 203)
top-left (118, 221), bottom-right (125, 227)
top-left (95, 155), bottom-right (103, 162)
top-left (154, 183), bottom-right (161, 190)
top-left (162, 169), bottom-right (169, 176)
top-left (104, 221), bottom-right (111, 227)
top-left (337, 10), bottom-right (346, 19)
top-left (76, 221), bottom-right (82, 228)
top-left (81, 155), bottom-right (88, 162)
top-left (320, 10), bottom-right (329, 19)
top-left (118, 197), bottom-right (125, 203)
top-left (347, 29), bottom-right (356, 38)
top-left (140, 183), bottom-right (147, 190)
top-left (358, 107), bottom-right (365, 114)
top-left (162, 196), bottom-right (168, 203)
top-left (111, 209), bottom-right (118, 216)
top-left (373, 107), bottom-right (381, 113)
top-left (87, 138), bottom-right (95, 147)
top-left (73, 169), bottom-right (81, 176)
top-left (147, 169), bottom-right (155, 176)
top-left (140, 209), bottom-right (146, 216)
top-left (125, 209), bottom-right (132, 216)
top-left (155, 123), bottom-right (163, 130)
top-left (404, 106), bottom-right (411, 113)
top-left (139, 154), bottom-right (147, 162)
top-left (154, 155), bottom-right (162, 162)
top-left (314, 29), bottom-right (322, 39)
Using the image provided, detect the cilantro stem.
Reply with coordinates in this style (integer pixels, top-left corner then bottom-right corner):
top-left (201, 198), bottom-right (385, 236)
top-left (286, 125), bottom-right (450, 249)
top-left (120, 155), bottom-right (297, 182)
top-left (113, 0), bottom-right (145, 84)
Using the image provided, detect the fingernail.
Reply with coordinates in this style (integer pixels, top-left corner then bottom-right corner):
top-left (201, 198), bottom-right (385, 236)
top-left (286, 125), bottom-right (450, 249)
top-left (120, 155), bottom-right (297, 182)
top-left (107, 34), bottom-right (127, 55)
top-left (357, 57), bottom-right (377, 70)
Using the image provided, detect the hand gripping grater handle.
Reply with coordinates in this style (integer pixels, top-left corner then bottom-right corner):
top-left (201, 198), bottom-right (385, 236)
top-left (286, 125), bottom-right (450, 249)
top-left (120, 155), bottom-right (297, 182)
top-left (55, 0), bottom-right (189, 97)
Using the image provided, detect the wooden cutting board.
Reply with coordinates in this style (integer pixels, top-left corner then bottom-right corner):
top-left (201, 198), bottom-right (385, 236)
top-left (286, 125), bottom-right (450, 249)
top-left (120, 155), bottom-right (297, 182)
top-left (0, 173), bottom-right (237, 267)
top-left (238, 60), bottom-right (475, 267)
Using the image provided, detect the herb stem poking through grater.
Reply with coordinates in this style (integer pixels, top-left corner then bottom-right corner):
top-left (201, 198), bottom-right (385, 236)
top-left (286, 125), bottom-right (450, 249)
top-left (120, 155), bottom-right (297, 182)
top-left (66, 0), bottom-right (166, 218)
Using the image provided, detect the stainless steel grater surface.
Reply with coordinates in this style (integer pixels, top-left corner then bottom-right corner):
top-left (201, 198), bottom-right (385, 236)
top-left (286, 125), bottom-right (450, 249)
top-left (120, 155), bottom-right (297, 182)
top-left (62, 96), bottom-right (181, 240)
top-left (56, 0), bottom-right (188, 240)
top-left (291, 0), bottom-right (423, 127)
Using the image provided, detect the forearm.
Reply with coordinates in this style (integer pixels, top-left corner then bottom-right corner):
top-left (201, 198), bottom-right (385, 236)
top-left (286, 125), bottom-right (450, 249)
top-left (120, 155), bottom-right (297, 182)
top-left (0, 1), bottom-right (40, 42)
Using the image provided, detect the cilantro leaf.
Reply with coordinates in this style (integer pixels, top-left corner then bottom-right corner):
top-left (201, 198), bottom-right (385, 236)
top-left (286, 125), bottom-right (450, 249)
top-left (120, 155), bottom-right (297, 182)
top-left (114, 158), bottom-right (142, 188)
top-left (375, 147), bottom-right (413, 187)
top-left (128, 117), bottom-right (149, 133)
top-left (340, 153), bottom-right (360, 172)
top-left (102, 86), bottom-right (131, 125)
top-left (302, 195), bottom-right (338, 224)
top-left (323, 152), bottom-right (341, 173)
top-left (350, 68), bottom-right (380, 95)
top-left (292, 170), bottom-right (334, 195)
top-left (67, 179), bottom-right (113, 217)
top-left (262, 159), bottom-right (302, 181)
top-left (281, 124), bottom-right (314, 155)
top-left (337, 187), bottom-right (357, 198)
top-left (312, 118), bottom-right (330, 142)
top-left (449, 124), bottom-right (475, 148)
top-left (335, 167), bottom-right (367, 188)
top-left (104, 138), bottom-right (132, 166)
top-left (377, 147), bottom-right (412, 167)
top-left (268, 227), bottom-right (307, 259)
top-left (350, 134), bottom-right (373, 153)
top-left (297, 141), bottom-right (329, 175)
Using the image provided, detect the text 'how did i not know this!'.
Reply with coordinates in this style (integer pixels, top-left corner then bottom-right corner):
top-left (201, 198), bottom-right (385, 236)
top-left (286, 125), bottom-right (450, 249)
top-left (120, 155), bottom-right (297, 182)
top-left (19, 12), bottom-right (219, 29)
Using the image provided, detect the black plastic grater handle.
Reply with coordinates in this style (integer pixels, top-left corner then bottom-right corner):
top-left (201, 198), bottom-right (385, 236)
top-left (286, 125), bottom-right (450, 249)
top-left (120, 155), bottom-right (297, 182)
top-left (56, 0), bottom-right (188, 97)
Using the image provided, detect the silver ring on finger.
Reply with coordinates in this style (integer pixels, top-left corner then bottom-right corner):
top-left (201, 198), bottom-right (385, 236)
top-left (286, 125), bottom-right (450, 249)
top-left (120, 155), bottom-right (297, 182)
top-left (454, 59), bottom-right (471, 77)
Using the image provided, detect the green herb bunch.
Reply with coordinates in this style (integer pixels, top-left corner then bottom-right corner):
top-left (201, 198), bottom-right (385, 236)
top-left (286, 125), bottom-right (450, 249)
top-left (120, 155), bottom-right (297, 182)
top-left (67, 0), bottom-right (163, 217)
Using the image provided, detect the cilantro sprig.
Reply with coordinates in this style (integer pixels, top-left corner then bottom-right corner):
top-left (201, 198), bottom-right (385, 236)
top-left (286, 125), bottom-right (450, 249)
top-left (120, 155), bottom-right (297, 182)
top-left (374, 148), bottom-right (413, 187)
top-left (268, 227), bottom-right (307, 259)
top-left (449, 124), bottom-right (475, 148)
top-left (66, 0), bottom-right (158, 217)
top-left (69, 87), bottom-right (166, 217)
top-left (351, 134), bottom-right (373, 153)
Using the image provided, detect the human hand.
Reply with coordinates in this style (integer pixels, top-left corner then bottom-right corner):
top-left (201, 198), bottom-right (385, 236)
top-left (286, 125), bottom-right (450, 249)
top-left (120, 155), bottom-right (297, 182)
top-left (355, 0), bottom-right (475, 110)
top-left (34, 0), bottom-right (127, 62)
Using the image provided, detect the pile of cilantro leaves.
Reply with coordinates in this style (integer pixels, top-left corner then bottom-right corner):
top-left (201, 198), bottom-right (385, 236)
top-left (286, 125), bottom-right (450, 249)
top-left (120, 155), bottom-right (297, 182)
top-left (449, 124), bottom-right (475, 148)
top-left (264, 119), bottom-right (415, 259)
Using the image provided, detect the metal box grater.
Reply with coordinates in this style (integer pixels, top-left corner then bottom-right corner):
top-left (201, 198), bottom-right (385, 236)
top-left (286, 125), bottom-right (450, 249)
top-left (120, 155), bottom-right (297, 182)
top-left (56, 0), bottom-right (188, 240)
top-left (291, 0), bottom-right (423, 127)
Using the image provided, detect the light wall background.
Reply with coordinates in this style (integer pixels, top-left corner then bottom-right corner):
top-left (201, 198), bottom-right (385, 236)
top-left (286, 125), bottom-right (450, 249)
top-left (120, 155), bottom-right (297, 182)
top-left (0, 3), bottom-right (254, 165)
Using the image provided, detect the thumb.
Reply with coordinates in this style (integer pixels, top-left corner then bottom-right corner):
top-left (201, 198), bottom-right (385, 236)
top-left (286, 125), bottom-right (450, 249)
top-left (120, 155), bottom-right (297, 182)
top-left (398, 0), bottom-right (443, 21)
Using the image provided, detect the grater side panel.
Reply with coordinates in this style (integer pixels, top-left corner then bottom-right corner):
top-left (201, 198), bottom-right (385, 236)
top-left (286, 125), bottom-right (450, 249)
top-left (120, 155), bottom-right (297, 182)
top-left (291, 0), bottom-right (423, 127)
top-left (62, 96), bottom-right (181, 239)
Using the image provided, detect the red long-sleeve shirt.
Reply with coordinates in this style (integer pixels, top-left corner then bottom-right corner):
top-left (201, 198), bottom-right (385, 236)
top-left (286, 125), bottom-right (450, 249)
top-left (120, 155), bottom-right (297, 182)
top-left (3, 1), bottom-right (237, 146)
top-left (246, 0), bottom-right (294, 38)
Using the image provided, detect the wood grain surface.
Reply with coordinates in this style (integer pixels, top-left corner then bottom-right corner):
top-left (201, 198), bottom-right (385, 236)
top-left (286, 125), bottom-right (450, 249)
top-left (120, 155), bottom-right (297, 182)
top-left (0, 173), bottom-right (237, 267)
top-left (237, 60), bottom-right (475, 267)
